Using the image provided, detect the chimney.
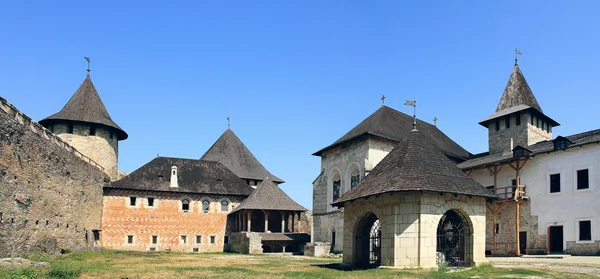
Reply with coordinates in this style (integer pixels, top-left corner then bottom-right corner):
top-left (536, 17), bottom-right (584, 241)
top-left (170, 166), bottom-right (178, 187)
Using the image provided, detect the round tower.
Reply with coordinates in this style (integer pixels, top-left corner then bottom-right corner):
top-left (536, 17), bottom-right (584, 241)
top-left (39, 63), bottom-right (127, 181)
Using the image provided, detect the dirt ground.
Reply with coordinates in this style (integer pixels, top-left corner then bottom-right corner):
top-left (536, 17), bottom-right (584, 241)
top-left (487, 256), bottom-right (600, 277)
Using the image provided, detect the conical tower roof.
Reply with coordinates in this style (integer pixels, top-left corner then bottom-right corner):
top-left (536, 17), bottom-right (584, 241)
top-left (495, 64), bottom-right (542, 112)
top-left (40, 77), bottom-right (127, 140)
top-left (332, 130), bottom-right (496, 206)
top-left (200, 129), bottom-right (284, 183)
top-left (230, 177), bottom-right (306, 213)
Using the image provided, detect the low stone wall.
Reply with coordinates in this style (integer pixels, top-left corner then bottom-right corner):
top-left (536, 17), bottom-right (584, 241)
top-left (567, 241), bottom-right (600, 256)
top-left (229, 232), bottom-right (262, 254)
top-left (304, 242), bottom-right (330, 257)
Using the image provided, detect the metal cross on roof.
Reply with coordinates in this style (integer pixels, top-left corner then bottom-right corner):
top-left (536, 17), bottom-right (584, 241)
top-left (433, 116), bottom-right (438, 126)
top-left (381, 94), bottom-right (386, 106)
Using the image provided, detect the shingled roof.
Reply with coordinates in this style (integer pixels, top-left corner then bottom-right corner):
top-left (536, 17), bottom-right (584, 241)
top-left (201, 129), bottom-right (284, 183)
top-left (39, 77), bottom-right (128, 140)
top-left (458, 129), bottom-right (600, 170)
top-left (230, 177), bottom-right (307, 213)
top-left (495, 64), bottom-right (542, 113)
top-left (332, 130), bottom-right (496, 206)
top-left (109, 157), bottom-right (253, 196)
top-left (313, 106), bottom-right (470, 160)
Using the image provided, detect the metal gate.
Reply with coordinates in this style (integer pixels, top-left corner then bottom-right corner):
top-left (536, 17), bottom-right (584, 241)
top-left (436, 210), bottom-right (471, 267)
top-left (369, 220), bottom-right (381, 266)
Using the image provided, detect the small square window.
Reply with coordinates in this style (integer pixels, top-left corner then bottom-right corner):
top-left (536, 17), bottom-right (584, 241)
top-left (516, 113), bottom-right (521, 126)
top-left (196, 235), bottom-right (202, 244)
top-left (210, 235), bottom-right (216, 244)
top-left (149, 247), bottom-right (156, 252)
top-left (127, 235), bottom-right (134, 244)
top-left (577, 169), bottom-right (589, 190)
top-left (192, 248), bottom-right (199, 253)
top-left (90, 125), bottom-right (96, 136)
top-left (181, 235), bottom-right (187, 244)
top-left (505, 117), bottom-right (510, 129)
top-left (224, 235), bottom-right (229, 244)
top-left (148, 197), bottom-right (155, 207)
top-left (129, 197), bottom-right (137, 206)
top-left (67, 124), bottom-right (74, 134)
top-left (550, 174), bottom-right (561, 193)
top-left (495, 119), bottom-right (500, 131)
top-left (152, 235), bottom-right (158, 244)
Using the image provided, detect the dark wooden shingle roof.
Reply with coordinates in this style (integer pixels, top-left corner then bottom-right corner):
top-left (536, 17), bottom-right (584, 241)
top-left (230, 177), bottom-right (307, 213)
top-left (109, 157), bottom-right (253, 196)
top-left (332, 130), bottom-right (496, 206)
top-left (201, 129), bottom-right (284, 183)
top-left (39, 77), bottom-right (127, 140)
top-left (495, 64), bottom-right (542, 113)
top-left (313, 106), bottom-right (470, 160)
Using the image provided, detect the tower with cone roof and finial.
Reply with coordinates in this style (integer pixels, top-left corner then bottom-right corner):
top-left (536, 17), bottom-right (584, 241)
top-left (39, 58), bottom-right (127, 181)
top-left (478, 62), bottom-right (559, 155)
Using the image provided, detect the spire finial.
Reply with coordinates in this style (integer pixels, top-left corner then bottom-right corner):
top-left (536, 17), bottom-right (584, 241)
top-left (404, 100), bottom-right (417, 131)
top-left (84, 56), bottom-right (91, 77)
top-left (515, 48), bottom-right (522, 66)
top-left (227, 116), bottom-right (230, 129)
top-left (381, 94), bottom-right (386, 106)
top-left (433, 116), bottom-right (438, 126)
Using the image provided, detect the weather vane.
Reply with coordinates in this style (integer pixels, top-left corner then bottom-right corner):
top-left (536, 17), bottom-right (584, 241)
top-left (404, 100), bottom-right (417, 130)
top-left (84, 56), bottom-right (91, 77)
top-left (515, 49), bottom-right (522, 65)
top-left (227, 116), bottom-right (230, 129)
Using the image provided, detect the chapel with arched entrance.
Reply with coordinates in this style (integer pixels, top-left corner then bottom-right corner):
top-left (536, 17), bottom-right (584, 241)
top-left (332, 128), bottom-right (496, 269)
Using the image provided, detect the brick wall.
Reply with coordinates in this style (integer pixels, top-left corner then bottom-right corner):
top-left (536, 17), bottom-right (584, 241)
top-left (101, 188), bottom-right (245, 253)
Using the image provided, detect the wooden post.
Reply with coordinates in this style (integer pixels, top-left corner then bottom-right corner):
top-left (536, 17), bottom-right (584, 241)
top-left (515, 160), bottom-right (521, 256)
top-left (281, 211), bottom-right (286, 233)
top-left (247, 210), bottom-right (252, 232)
top-left (291, 212), bottom-right (295, 233)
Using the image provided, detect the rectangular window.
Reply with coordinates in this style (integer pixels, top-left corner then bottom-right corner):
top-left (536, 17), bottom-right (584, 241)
top-left (196, 235), bottom-right (202, 244)
top-left (129, 197), bottom-right (137, 206)
top-left (536, 117), bottom-right (540, 128)
top-left (495, 119), bottom-right (500, 131)
top-left (495, 224), bottom-right (500, 234)
top-left (109, 131), bottom-right (114, 139)
top-left (67, 124), bottom-right (74, 134)
top-left (577, 169), bottom-right (589, 190)
top-left (224, 235), bottom-right (229, 244)
top-left (516, 113), bottom-right (521, 126)
top-left (505, 117), bottom-right (510, 129)
top-left (210, 235), bottom-right (216, 244)
top-left (550, 174), bottom-right (561, 193)
top-left (180, 235), bottom-right (187, 244)
top-left (192, 248), bottom-right (199, 253)
top-left (90, 125), bottom-right (96, 136)
top-left (147, 197), bottom-right (155, 207)
top-left (151, 235), bottom-right (158, 244)
top-left (127, 235), bottom-right (134, 244)
top-left (579, 220), bottom-right (592, 241)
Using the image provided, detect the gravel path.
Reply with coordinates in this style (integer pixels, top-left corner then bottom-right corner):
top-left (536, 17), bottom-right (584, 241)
top-left (487, 256), bottom-right (600, 277)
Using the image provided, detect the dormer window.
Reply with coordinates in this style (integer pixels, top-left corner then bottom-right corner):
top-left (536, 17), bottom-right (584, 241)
top-left (512, 146), bottom-right (531, 159)
top-left (170, 166), bottom-right (178, 187)
top-left (553, 136), bottom-right (572, 151)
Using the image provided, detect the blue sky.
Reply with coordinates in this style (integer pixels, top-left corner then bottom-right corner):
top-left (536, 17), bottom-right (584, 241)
top-left (1, 1), bottom-right (599, 209)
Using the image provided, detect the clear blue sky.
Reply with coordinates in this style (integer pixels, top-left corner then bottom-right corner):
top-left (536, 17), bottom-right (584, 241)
top-left (2, 1), bottom-right (599, 209)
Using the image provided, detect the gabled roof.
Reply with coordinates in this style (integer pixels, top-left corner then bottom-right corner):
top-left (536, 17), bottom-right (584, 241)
top-left (230, 177), bottom-right (307, 213)
top-left (200, 129), bottom-right (284, 183)
top-left (109, 156), bottom-right (253, 196)
top-left (458, 129), bottom-right (600, 170)
top-left (332, 130), bottom-right (496, 206)
top-left (39, 77), bottom-right (127, 140)
top-left (313, 106), bottom-right (470, 160)
top-left (496, 64), bottom-right (542, 113)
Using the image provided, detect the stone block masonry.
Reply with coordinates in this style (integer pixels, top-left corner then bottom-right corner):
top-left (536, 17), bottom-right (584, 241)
top-left (0, 97), bottom-right (105, 257)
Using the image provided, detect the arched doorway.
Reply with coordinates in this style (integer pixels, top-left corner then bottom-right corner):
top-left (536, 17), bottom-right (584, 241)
top-left (436, 210), bottom-right (472, 267)
top-left (354, 212), bottom-right (381, 268)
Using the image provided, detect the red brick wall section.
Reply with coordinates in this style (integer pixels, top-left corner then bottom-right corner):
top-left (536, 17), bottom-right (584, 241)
top-left (101, 189), bottom-right (245, 253)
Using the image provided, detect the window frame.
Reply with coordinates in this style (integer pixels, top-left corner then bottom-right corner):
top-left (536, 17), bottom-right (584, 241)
top-left (147, 197), bottom-right (156, 208)
top-left (575, 168), bottom-right (591, 191)
top-left (201, 200), bottom-right (210, 213)
top-left (181, 198), bottom-right (191, 212)
top-left (151, 235), bottom-right (158, 244)
top-left (180, 235), bottom-right (188, 245)
top-left (549, 173), bottom-right (561, 194)
top-left (126, 235), bottom-right (134, 244)
top-left (128, 196), bottom-right (138, 207)
top-left (195, 235), bottom-right (202, 244)
top-left (220, 200), bottom-right (229, 212)
top-left (209, 235), bottom-right (216, 245)
top-left (576, 218), bottom-right (593, 243)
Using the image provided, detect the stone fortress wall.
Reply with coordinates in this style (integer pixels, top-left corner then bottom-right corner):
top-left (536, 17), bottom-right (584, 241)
top-left (0, 97), bottom-right (105, 256)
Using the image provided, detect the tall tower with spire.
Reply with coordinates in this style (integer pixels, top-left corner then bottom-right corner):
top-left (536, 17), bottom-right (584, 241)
top-left (39, 61), bottom-right (127, 180)
top-left (479, 63), bottom-right (559, 154)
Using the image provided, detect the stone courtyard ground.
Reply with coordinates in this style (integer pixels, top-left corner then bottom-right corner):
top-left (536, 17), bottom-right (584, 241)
top-left (1, 251), bottom-right (600, 279)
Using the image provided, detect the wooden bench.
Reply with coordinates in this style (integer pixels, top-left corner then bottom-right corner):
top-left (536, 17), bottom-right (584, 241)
top-left (525, 248), bottom-right (547, 255)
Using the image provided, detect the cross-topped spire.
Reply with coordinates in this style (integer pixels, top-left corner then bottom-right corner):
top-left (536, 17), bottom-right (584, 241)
top-left (433, 116), bottom-right (438, 126)
top-left (381, 94), bottom-right (386, 106)
top-left (84, 56), bottom-right (91, 77)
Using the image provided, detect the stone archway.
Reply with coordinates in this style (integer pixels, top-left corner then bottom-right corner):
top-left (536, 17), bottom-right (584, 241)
top-left (436, 209), bottom-right (473, 267)
top-left (354, 212), bottom-right (381, 268)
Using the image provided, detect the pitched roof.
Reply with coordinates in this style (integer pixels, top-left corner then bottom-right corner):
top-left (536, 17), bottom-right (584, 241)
top-left (230, 177), bottom-right (307, 213)
top-left (332, 130), bottom-right (496, 206)
top-left (200, 129), bottom-right (284, 183)
top-left (313, 106), bottom-right (470, 160)
top-left (458, 129), bottom-right (600, 170)
top-left (495, 64), bottom-right (542, 113)
top-left (39, 77), bottom-right (128, 140)
top-left (109, 156), bottom-right (253, 196)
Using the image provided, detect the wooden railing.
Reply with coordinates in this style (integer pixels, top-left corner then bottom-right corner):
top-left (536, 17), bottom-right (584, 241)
top-left (494, 185), bottom-right (526, 200)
